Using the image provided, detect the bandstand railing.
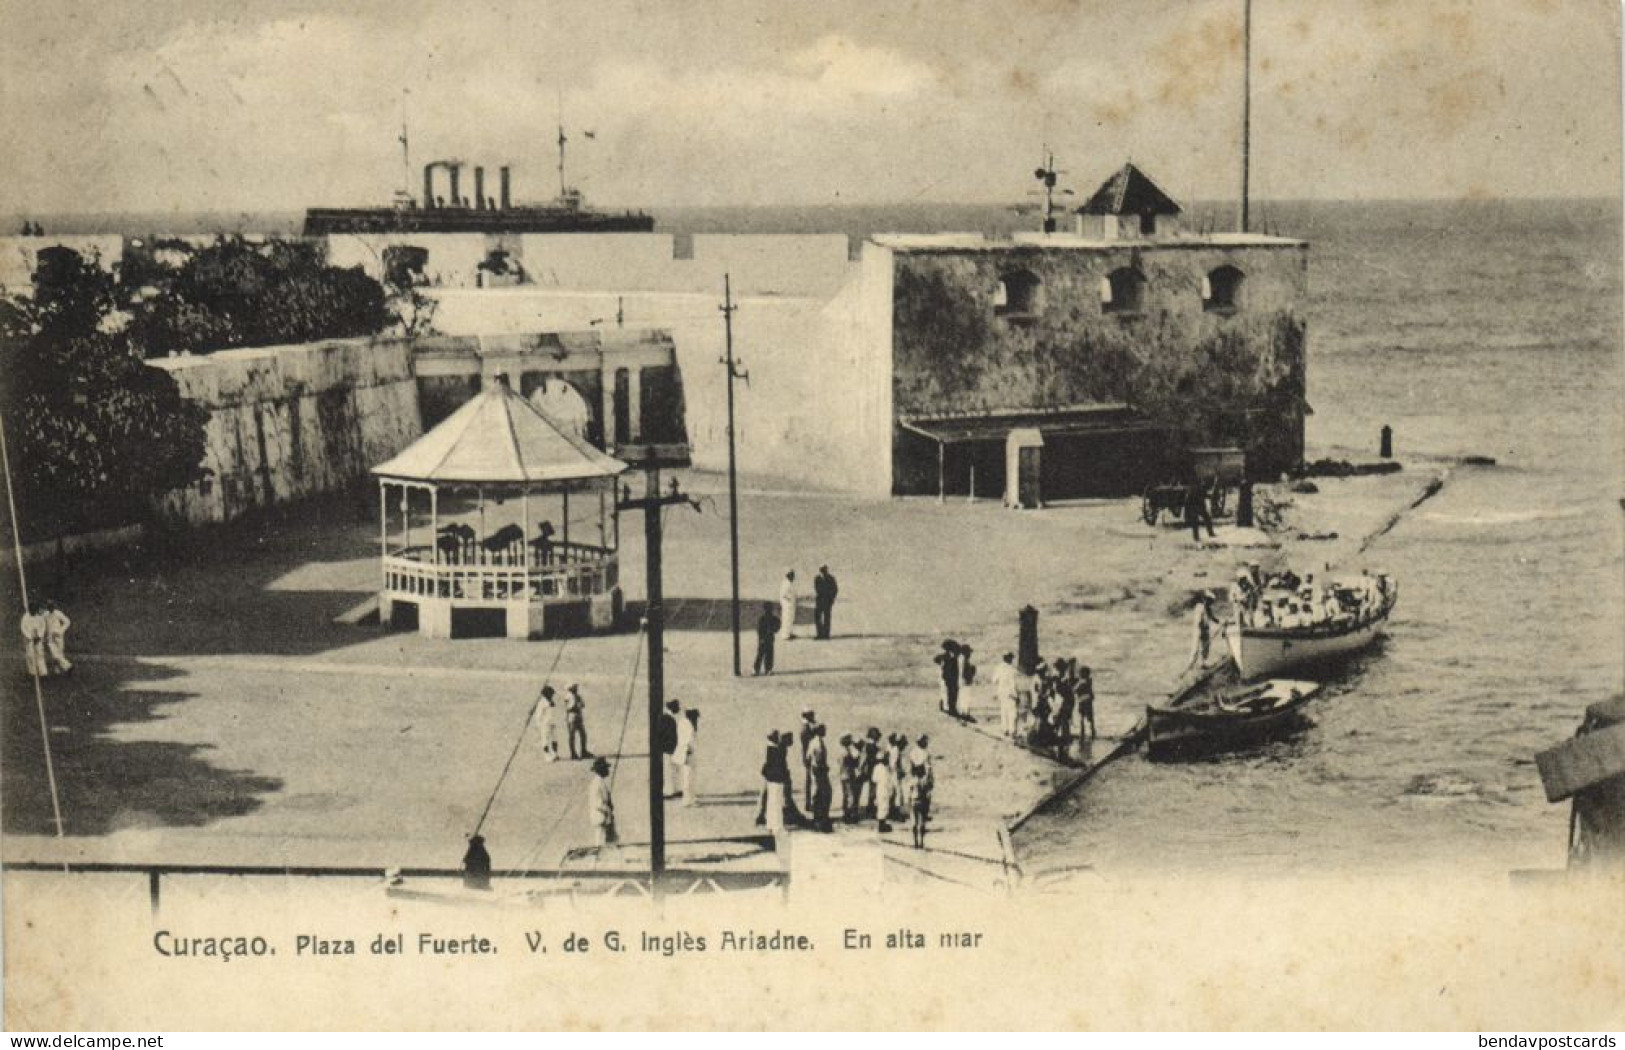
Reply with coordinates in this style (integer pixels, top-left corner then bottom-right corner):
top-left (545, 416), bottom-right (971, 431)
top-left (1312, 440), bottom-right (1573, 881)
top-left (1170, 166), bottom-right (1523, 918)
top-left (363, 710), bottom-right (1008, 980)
top-left (383, 544), bottom-right (618, 604)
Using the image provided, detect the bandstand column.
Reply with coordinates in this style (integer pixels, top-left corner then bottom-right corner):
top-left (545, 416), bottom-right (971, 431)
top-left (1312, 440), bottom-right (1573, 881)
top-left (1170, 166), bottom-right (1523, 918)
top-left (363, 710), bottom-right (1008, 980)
top-left (521, 486), bottom-right (531, 567)
top-left (429, 487), bottom-right (439, 563)
top-left (563, 490), bottom-right (571, 552)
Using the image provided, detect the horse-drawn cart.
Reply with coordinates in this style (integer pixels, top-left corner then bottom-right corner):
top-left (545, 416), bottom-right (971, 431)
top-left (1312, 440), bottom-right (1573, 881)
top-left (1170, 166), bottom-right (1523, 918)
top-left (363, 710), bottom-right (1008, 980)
top-left (1141, 446), bottom-right (1246, 525)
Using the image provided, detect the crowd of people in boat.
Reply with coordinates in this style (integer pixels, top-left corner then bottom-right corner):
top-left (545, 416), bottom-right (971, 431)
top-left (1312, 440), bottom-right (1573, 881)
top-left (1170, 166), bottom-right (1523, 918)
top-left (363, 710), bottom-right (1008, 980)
top-left (1228, 563), bottom-right (1392, 632)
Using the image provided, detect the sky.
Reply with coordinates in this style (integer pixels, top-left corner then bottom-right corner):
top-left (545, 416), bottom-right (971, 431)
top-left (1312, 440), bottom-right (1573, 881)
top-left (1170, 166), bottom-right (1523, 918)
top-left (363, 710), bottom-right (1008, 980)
top-left (0, 0), bottom-right (1619, 213)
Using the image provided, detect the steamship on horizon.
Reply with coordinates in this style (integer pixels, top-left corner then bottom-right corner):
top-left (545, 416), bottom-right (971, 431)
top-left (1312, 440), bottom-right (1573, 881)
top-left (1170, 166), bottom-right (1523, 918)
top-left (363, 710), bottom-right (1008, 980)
top-left (303, 126), bottom-right (654, 236)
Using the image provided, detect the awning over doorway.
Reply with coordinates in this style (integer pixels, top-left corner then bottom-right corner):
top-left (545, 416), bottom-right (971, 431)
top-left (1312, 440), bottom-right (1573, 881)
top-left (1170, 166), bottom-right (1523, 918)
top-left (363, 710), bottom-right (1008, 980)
top-left (897, 403), bottom-right (1167, 501)
top-left (898, 403), bottom-right (1159, 444)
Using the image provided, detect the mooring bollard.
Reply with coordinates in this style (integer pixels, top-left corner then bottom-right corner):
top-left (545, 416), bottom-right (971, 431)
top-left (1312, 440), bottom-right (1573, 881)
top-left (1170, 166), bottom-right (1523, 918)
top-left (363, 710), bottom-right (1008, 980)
top-left (1380, 424), bottom-right (1393, 459)
top-left (1018, 605), bottom-right (1040, 676)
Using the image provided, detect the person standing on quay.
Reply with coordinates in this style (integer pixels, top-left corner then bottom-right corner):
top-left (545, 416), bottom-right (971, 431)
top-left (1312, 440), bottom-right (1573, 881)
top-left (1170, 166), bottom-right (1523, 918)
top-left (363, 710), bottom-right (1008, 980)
top-left (807, 723), bottom-right (832, 832)
top-left (812, 565), bottom-right (839, 640)
top-left (43, 600), bottom-right (72, 676)
top-left (673, 702), bottom-right (695, 804)
top-left (1184, 481), bottom-right (1216, 544)
top-left (871, 749), bottom-right (895, 834)
top-left (679, 708), bottom-right (700, 806)
top-left (659, 699), bottom-right (682, 797)
top-left (906, 735), bottom-right (934, 850)
top-left (1188, 595), bottom-right (1221, 673)
top-left (19, 603), bottom-right (47, 679)
top-left (839, 734), bottom-right (862, 823)
top-left (992, 652), bottom-right (1019, 738)
top-left (934, 640), bottom-right (961, 717)
top-left (798, 709), bottom-right (819, 810)
top-left (533, 685), bottom-right (561, 762)
top-left (564, 683), bottom-right (590, 759)
top-left (759, 731), bottom-right (788, 834)
top-left (753, 602), bottom-right (779, 676)
top-left (778, 569), bottom-right (798, 642)
top-left (588, 757), bottom-right (616, 850)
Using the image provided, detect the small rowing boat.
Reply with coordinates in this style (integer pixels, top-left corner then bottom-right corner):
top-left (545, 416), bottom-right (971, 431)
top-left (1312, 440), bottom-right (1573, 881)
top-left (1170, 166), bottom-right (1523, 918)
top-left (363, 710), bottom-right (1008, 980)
top-left (1227, 572), bottom-right (1397, 680)
top-left (1145, 676), bottom-right (1320, 759)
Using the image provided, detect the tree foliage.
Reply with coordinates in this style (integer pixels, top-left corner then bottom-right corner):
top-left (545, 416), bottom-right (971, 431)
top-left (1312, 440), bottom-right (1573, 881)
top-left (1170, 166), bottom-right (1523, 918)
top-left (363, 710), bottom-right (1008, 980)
top-left (124, 236), bottom-right (391, 357)
top-left (1, 252), bottom-right (208, 541)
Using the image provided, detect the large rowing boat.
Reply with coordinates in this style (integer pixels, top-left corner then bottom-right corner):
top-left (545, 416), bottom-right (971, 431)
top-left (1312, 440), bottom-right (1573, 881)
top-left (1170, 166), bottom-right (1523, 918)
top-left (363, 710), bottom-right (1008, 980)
top-left (1227, 573), bottom-right (1397, 680)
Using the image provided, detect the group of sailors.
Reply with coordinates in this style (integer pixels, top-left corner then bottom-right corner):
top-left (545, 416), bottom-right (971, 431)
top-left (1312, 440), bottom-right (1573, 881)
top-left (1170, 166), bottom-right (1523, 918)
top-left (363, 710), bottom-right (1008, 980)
top-left (19, 601), bottom-right (72, 678)
top-left (759, 711), bottom-right (936, 849)
top-left (933, 644), bottom-right (1099, 760)
top-left (1228, 563), bottom-right (1390, 631)
top-left (988, 652), bottom-right (1097, 759)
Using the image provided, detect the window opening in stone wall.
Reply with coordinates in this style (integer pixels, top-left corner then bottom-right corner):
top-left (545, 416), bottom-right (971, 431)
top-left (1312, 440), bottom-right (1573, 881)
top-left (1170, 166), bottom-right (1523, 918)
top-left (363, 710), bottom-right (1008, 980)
top-left (1203, 265), bottom-right (1245, 313)
top-left (994, 269), bottom-right (1042, 322)
top-left (1101, 267), bottom-right (1145, 315)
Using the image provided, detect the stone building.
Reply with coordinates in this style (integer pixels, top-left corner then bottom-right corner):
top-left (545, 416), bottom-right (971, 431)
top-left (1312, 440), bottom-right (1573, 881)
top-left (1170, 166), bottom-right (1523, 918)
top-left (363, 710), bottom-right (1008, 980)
top-left (874, 222), bottom-right (1308, 499)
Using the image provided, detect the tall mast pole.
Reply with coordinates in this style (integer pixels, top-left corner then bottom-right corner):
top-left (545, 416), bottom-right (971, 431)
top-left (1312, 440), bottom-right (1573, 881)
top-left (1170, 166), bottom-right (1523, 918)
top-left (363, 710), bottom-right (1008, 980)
top-left (720, 275), bottom-right (744, 676)
top-left (556, 90), bottom-right (568, 199)
top-left (399, 89), bottom-right (411, 201)
top-left (1239, 0), bottom-right (1252, 233)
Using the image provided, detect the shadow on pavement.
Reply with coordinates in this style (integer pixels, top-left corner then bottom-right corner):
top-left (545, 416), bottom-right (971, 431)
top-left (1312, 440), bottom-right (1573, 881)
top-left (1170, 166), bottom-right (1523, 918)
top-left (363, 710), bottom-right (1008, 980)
top-left (2, 660), bottom-right (283, 837)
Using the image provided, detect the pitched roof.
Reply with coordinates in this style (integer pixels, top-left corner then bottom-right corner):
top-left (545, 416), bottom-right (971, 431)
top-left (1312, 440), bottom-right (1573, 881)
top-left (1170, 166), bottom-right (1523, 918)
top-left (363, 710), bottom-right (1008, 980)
top-left (1077, 163), bottom-right (1183, 216)
top-left (372, 377), bottom-right (627, 485)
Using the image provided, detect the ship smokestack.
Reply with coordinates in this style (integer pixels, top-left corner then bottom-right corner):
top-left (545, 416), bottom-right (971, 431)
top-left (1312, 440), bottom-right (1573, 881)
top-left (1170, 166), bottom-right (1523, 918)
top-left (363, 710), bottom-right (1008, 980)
top-left (474, 166), bottom-right (486, 211)
top-left (448, 164), bottom-right (462, 207)
top-left (499, 166), bottom-right (511, 210)
top-left (423, 164), bottom-right (435, 209)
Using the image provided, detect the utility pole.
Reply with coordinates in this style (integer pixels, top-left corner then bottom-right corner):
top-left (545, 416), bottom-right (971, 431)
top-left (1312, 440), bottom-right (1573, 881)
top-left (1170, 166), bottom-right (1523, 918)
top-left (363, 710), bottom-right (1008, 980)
top-left (1239, 0), bottom-right (1252, 233)
top-left (719, 275), bottom-right (747, 676)
top-left (617, 470), bottom-right (698, 885)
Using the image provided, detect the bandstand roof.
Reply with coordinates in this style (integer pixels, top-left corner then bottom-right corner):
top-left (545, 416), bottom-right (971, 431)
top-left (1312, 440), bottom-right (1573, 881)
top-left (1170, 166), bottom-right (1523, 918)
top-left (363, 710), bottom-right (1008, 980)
top-left (371, 377), bottom-right (627, 486)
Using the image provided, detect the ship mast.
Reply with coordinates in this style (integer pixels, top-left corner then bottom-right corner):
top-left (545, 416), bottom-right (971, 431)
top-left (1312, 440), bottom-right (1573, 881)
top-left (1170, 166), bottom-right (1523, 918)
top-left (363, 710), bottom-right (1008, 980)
top-left (556, 89), bottom-right (569, 200)
top-left (399, 89), bottom-right (412, 203)
top-left (1238, 0), bottom-right (1252, 233)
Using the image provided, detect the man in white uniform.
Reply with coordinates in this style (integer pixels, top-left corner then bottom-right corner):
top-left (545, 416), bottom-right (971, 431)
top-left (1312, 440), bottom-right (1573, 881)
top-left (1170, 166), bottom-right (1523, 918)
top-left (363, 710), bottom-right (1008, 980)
top-left (991, 652), bottom-right (1019, 737)
top-left (44, 601), bottom-right (72, 675)
top-left (19, 604), bottom-right (46, 678)
top-left (587, 758), bottom-right (616, 850)
top-left (778, 570), bottom-right (798, 642)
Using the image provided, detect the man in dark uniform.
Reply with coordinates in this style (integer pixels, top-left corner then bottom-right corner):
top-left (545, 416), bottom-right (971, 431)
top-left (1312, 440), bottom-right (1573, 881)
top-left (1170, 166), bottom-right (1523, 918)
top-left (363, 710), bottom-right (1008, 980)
top-left (1184, 480), bottom-right (1216, 543)
top-left (838, 734), bottom-right (861, 823)
top-left (808, 724), bottom-right (833, 832)
top-left (812, 565), bottom-right (839, 639)
top-left (658, 699), bottom-right (681, 798)
top-left (753, 602), bottom-right (779, 675)
top-left (934, 639), bottom-right (961, 717)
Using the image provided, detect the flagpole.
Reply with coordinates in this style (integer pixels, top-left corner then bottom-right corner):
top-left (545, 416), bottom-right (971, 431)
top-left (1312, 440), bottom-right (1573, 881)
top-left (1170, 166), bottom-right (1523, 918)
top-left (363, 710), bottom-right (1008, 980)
top-left (1239, 0), bottom-right (1252, 233)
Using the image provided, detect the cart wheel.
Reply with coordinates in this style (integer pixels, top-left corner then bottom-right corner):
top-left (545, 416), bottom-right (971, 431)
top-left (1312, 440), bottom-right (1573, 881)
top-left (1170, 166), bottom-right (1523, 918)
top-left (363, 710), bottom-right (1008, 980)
top-left (1141, 493), bottom-right (1158, 525)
